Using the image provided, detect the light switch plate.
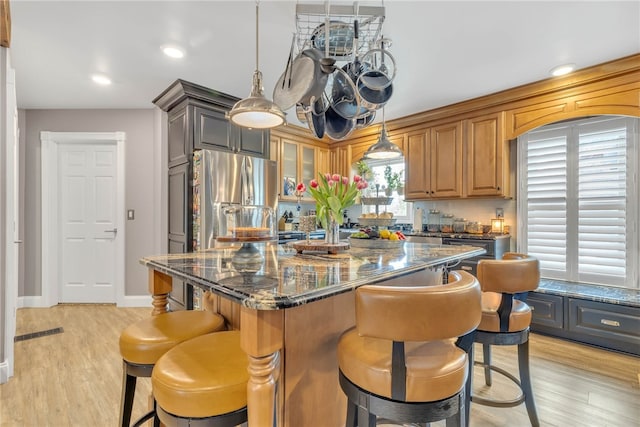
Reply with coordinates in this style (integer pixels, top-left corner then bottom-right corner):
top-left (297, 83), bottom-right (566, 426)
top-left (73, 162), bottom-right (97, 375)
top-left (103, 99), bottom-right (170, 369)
top-left (127, 209), bottom-right (135, 220)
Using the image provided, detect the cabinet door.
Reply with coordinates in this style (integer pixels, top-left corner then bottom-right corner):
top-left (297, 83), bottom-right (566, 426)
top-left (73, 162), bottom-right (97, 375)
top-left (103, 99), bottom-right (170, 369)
top-left (281, 140), bottom-right (298, 198)
top-left (233, 125), bottom-right (269, 158)
top-left (300, 144), bottom-right (316, 190)
top-left (430, 121), bottom-right (463, 198)
top-left (528, 293), bottom-right (564, 329)
top-left (168, 107), bottom-right (190, 167)
top-left (193, 106), bottom-right (232, 151)
top-left (465, 112), bottom-right (508, 197)
top-left (317, 148), bottom-right (330, 178)
top-left (404, 131), bottom-right (430, 200)
top-left (330, 145), bottom-right (351, 179)
top-left (168, 162), bottom-right (192, 249)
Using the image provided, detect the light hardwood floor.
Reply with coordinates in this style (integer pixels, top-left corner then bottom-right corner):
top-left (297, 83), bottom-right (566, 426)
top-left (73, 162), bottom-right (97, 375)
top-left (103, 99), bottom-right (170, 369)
top-left (0, 305), bottom-right (638, 427)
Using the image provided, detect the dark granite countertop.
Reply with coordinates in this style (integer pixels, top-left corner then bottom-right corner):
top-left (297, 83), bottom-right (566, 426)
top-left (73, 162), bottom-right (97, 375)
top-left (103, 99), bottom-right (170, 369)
top-left (536, 279), bottom-right (640, 308)
top-left (140, 242), bottom-right (485, 310)
top-left (405, 232), bottom-right (511, 241)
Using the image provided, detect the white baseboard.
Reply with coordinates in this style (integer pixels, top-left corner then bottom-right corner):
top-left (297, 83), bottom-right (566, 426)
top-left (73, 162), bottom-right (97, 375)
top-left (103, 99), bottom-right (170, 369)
top-left (118, 295), bottom-right (153, 308)
top-left (0, 359), bottom-right (11, 384)
top-left (18, 295), bottom-right (152, 308)
top-left (18, 296), bottom-right (52, 308)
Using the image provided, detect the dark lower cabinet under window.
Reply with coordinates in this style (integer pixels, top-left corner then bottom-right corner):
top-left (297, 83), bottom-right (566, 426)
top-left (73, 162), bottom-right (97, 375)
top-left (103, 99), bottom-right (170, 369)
top-left (530, 291), bottom-right (639, 356)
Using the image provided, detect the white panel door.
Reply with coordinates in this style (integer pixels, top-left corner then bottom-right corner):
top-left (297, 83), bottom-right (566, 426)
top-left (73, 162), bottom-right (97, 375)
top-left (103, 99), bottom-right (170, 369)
top-left (58, 143), bottom-right (117, 303)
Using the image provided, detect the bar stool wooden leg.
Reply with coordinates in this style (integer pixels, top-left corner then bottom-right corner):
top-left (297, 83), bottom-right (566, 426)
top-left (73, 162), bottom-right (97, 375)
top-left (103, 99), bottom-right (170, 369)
top-left (518, 340), bottom-right (540, 427)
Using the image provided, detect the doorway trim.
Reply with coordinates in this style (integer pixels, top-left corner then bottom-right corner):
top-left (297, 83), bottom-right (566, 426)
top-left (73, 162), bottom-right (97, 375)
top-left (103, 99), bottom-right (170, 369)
top-left (41, 131), bottom-right (126, 307)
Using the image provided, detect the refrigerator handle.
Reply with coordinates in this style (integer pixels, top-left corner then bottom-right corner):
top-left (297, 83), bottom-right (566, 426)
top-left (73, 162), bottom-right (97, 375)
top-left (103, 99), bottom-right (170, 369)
top-left (241, 156), bottom-right (255, 205)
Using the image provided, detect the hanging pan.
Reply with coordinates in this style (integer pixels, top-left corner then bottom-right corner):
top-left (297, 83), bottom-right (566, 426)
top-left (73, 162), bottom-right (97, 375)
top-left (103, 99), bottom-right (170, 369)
top-left (273, 51), bottom-right (316, 111)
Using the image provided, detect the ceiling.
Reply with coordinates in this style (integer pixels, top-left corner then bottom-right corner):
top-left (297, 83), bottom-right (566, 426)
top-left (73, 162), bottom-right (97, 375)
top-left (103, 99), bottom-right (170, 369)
top-left (8, 1), bottom-right (640, 128)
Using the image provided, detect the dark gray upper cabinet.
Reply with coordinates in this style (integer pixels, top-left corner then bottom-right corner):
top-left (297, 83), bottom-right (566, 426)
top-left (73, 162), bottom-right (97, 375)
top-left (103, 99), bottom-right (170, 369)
top-left (194, 106), bottom-right (232, 152)
top-left (155, 79), bottom-right (270, 159)
top-left (231, 125), bottom-right (269, 158)
top-left (193, 105), bottom-right (269, 157)
top-left (167, 102), bottom-right (191, 167)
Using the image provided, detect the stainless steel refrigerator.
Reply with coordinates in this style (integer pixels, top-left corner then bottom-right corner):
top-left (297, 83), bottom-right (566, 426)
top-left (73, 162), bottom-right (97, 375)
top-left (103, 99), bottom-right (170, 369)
top-left (192, 150), bottom-right (278, 251)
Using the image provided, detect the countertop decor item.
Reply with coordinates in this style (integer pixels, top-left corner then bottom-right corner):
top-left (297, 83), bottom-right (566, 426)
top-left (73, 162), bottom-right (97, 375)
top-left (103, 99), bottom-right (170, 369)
top-left (228, 0), bottom-right (285, 129)
top-left (301, 173), bottom-right (368, 233)
top-left (296, 173), bottom-right (368, 249)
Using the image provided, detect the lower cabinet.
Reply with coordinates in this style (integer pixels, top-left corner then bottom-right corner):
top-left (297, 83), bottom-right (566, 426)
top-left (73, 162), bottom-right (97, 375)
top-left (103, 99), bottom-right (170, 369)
top-left (528, 293), bottom-right (564, 329)
top-left (529, 291), bottom-right (640, 355)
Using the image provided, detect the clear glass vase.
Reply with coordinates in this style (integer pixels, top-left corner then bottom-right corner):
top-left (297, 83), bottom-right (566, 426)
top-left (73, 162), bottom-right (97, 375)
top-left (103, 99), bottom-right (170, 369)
top-left (325, 218), bottom-right (340, 245)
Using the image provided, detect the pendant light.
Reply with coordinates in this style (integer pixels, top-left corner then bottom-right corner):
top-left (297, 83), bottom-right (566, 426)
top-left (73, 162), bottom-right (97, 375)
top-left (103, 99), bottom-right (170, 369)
top-left (228, 1), bottom-right (286, 129)
top-left (362, 108), bottom-right (403, 160)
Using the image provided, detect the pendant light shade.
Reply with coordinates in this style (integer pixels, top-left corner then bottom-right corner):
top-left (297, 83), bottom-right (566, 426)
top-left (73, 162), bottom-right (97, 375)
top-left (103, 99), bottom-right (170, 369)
top-left (362, 109), bottom-right (403, 160)
top-left (228, 1), bottom-right (285, 129)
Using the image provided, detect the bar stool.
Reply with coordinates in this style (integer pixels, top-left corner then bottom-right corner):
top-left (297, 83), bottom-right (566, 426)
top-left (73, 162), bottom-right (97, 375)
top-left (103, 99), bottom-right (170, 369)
top-left (337, 270), bottom-right (481, 427)
top-left (151, 330), bottom-right (249, 427)
top-left (470, 252), bottom-right (540, 426)
top-left (119, 310), bottom-right (226, 427)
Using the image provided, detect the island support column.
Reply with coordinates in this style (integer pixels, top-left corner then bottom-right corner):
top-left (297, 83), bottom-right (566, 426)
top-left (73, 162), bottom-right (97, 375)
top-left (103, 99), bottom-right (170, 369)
top-left (148, 269), bottom-right (172, 315)
top-left (240, 307), bottom-right (285, 427)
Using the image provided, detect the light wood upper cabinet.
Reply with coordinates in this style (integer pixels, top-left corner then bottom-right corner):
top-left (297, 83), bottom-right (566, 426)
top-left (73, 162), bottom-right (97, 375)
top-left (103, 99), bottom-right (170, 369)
top-left (330, 145), bottom-right (351, 178)
top-left (464, 112), bottom-right (509, 197)
top-left (317, 147), bottom-right (330, 177)
top-left (431, 121), bottom-right (463, 198)
top-left (279, 138), bottom-right (328, 201)
top-left (404, 122), bottom-right (463, 200)
top-left (405, 131), bottom-right (429, 199)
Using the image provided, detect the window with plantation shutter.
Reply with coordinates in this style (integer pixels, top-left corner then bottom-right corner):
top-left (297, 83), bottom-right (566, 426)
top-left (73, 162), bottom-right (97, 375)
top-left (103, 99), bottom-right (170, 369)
top-left (518, 116), bottom-right (639, 289)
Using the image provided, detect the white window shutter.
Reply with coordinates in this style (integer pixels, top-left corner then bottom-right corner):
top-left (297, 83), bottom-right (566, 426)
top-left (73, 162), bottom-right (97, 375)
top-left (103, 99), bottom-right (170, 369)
top-left (577, 121), bottom-right (628, 285)
top-left (518, 116), bottom-right (638, 289)
top-left (523, 128), bottom-right (568, 279)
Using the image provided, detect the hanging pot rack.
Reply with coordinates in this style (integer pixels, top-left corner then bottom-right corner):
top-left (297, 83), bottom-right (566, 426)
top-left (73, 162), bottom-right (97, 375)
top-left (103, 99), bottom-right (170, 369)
top-left (295, 2), bottom-right (385, 60)
top-left (276, 2), bottom-right (393, 141)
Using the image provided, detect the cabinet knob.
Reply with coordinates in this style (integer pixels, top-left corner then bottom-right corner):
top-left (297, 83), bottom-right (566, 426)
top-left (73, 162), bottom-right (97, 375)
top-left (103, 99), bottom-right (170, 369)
top-left (497, 186), bottom-right (500, 191)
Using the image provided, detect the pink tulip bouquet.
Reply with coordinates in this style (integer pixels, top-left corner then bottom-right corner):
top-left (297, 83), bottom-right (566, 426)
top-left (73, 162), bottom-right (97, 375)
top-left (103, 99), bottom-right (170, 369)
top-left (298, 173), bottom-right (368, 230)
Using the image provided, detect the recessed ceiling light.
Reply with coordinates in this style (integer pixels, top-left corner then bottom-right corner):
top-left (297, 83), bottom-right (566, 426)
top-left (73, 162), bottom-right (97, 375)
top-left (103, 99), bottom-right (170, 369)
top-left (162, 45), bottom-right (185, 59)
top-left (550, 63), bottom-right (576, 77)
top-left (91, 74), bottom-right (112, 85)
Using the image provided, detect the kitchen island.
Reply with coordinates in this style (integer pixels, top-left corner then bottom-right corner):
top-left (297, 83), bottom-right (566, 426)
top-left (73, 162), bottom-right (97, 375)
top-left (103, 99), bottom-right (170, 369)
top-left (141, 242), bottom-right (485, 426)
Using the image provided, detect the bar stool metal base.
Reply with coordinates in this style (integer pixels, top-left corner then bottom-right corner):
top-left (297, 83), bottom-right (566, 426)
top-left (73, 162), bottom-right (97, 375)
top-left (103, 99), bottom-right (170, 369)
top-left (156, 405), bottom-right (247, 427)
top-left (470, 329), bottom-right (539, 427)
top-left (339, 371), bottom-right (466, 427)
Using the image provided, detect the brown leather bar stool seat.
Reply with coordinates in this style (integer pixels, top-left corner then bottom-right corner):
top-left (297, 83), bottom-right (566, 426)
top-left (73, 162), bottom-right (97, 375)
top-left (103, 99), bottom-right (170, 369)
top-left (470, 252), bottom-right (540, 427)
top-left (151, 331), bottom-right (249, 427)
top-left (119, 310), bottom-right (226, 427)
top-left (338, 270), bottom-right (482, 427)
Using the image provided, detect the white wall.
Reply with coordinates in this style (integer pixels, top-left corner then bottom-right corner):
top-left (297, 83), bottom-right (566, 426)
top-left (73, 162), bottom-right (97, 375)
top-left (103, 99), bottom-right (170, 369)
top-left (21, 109), bottom-right (159, 301)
